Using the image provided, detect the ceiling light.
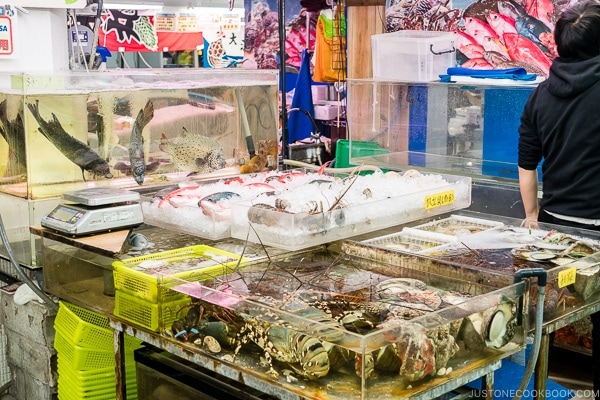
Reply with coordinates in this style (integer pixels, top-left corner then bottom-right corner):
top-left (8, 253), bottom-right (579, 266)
top-left (102, 1), bottom-right (163, 10)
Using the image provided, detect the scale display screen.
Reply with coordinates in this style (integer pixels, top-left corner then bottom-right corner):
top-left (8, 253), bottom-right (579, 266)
top-left (46, 205), bottom-right (83, 224)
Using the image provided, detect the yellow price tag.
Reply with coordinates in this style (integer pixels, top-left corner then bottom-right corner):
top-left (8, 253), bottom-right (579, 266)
top-left (424, 190), bottom-right (455, 210)
top-left (557, 267), bottom-right (576, 288)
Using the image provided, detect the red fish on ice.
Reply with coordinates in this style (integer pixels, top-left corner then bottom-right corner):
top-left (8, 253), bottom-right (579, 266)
top-left (482, 36), bottom-right (509, 58)
top-left (454, 30), bottom-right (485, 59)
top-left (462, 58), bottom-right (494, 69)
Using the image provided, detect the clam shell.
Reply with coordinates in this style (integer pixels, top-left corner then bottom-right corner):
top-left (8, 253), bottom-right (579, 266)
top-left (487, 310), bottom-right (506, 344)
top-left (203, 336), bottom-right (222, 353)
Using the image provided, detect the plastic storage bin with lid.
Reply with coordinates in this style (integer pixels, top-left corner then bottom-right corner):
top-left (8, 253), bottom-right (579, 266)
top-left (372, 30), bottom-right (456, 82)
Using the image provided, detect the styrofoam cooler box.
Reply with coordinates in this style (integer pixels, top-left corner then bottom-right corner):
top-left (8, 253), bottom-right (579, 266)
top-left (372, 30), bottom-right (456, 81)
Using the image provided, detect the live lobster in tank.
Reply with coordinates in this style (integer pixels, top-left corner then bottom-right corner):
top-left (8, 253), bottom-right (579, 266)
top-left (165, 260), bottom-right (520, 386)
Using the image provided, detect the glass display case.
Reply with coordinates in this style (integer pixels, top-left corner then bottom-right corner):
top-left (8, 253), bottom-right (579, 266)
top-left (157, 247), bottom-right (525, 400)
top-left (345, 79), bottom-right (538, 182)
top-left (343, 210), bottom-right (600, 326)
top-left (0, 69), bottom-right (278, 200)
top-left (0, 69), bottom-right (278, 266)
top-left (230, 170), bottom-right (472, 251)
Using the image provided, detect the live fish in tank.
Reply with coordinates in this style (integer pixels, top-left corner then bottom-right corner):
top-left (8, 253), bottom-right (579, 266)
top-left (0, 99), bottom-right (26, 175)
top-left (159, 127), bottom-right (226, 175)
top-left (128, 100), bottom-right (154, 185)
top-left (26, 100), bottom-right (112, 181)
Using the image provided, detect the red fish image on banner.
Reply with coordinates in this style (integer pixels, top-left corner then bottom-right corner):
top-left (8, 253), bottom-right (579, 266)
top-left (385, 0), bottom-right (563, 77)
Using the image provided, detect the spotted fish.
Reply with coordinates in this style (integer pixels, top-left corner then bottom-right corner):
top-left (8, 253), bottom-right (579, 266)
top-left (129, 100), bottom-right (154, 185)
top-left (159, 127), bottom-right (226, 175)
top-left (27, 100), bottom-right (112, 180)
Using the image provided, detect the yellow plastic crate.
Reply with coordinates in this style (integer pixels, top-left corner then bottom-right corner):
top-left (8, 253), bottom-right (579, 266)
top-left (114, 290), bottom-right (191, 332)
top-left (54, 301), bottom-right (142, 350)
top-left (54, 331), bottom-right (115, 370)
top-left (54, 331), bottom-right (142, 371)
top-left (58, 378), bottom-right (138, 400)
top-left (54, 301), bottom-right (113, 349)
top-left (57, 363), bottom-right (137, 394)
top-left (113, 245), bottom-right (245, 303)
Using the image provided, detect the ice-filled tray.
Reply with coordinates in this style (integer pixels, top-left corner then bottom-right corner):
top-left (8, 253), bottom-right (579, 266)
top-left (141, 171), bottom-right (339, 240)
top-left (167, 249), bottom-right (524, 400)
top-left (230, 170), bottom-right (471, 250)
top-left (410, 214), bottom-right (504, 240)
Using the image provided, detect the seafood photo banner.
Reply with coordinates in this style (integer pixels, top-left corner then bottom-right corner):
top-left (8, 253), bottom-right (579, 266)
top-left (384, 0), bottom-right (559, 77)
top-left (98, 9), bottom-right (203, 52)
top-left (244, 0), bottom-right (318, 70)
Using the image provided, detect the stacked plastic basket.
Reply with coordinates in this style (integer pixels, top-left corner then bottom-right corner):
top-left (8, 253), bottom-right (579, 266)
top-left (112, 245), bottom-right (245, 332)
top-left (54, 301), bottom-right (142, 400)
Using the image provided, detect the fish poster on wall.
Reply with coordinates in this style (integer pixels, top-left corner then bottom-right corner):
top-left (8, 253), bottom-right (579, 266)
top-left (199, 10), bottom-right (244, 68)
top-left (243, 0), bottom-right (317, 71)
top-left (385, 0), bottom-right (564, 77)
top-left (98, 9), bottom-right (203, 52)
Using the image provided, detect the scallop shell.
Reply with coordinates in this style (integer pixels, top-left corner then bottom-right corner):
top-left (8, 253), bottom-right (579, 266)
top-left (203, 336), bottom-right (222, 353)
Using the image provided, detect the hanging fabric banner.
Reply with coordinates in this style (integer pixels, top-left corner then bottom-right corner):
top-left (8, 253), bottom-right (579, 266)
top-left (288, 49), bottom-right (315, 143)
top-left (99, 10), bottom-right (203, 52)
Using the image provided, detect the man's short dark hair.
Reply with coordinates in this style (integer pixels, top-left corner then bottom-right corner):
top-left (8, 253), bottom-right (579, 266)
top-left (555, 0), bottom-right (600, 59)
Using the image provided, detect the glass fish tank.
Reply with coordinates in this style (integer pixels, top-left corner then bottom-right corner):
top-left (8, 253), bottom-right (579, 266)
top-left (159, 247), bottom-right (525, 400)
top-left (345, 79), bottom-right (539, 181)
top-left (0, 69), bottom-right (279, 200)
top-left (344, 210), bottom-right (600, 325)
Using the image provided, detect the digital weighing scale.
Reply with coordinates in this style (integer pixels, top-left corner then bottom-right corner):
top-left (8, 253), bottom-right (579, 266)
top-left (41, 188), bottom-right (144, 236)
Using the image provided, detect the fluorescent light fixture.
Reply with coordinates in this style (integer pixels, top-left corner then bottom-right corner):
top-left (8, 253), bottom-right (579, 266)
top-left (102, 1), bottom-right (163, 10)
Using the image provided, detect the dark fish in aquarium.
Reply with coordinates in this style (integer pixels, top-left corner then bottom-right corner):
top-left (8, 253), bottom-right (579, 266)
top-left (96, 111), bottom-right (109, 162)
top-left (129, 100), bottom-right (154, 185)
top-left (26, 100), bottom-right (112, 180)
top-left (0, 99), bottom-right (26, 172)
top-left (113, 160), bottom-right (161, 176)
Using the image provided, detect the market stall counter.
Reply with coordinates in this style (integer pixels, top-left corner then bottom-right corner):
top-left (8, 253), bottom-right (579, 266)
top-left (30, 210), bottom-right (600, 400)
top-left (32, 221), bottom-right (512, 400)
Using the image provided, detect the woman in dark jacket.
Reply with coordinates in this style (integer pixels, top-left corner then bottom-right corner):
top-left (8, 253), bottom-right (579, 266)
top-left (518, 0), bottom-right (600, 397)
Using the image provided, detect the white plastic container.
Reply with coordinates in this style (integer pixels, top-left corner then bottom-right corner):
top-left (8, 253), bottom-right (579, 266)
top-left (371, 30), bottom-right (456, 82)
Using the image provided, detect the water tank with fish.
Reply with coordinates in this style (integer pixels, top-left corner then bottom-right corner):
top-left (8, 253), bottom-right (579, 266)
top-left (0, 69), bottom-right (279, 200)
top-left (0, 69), bottom-right (278, 267)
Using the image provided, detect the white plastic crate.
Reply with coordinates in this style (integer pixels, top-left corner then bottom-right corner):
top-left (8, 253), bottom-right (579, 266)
top-left (411, 214), bottom-right (504, 240)
top-left (362, 227), bottom-right (456, 253)
top-left (372, 30), bottom-right (456, 82)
